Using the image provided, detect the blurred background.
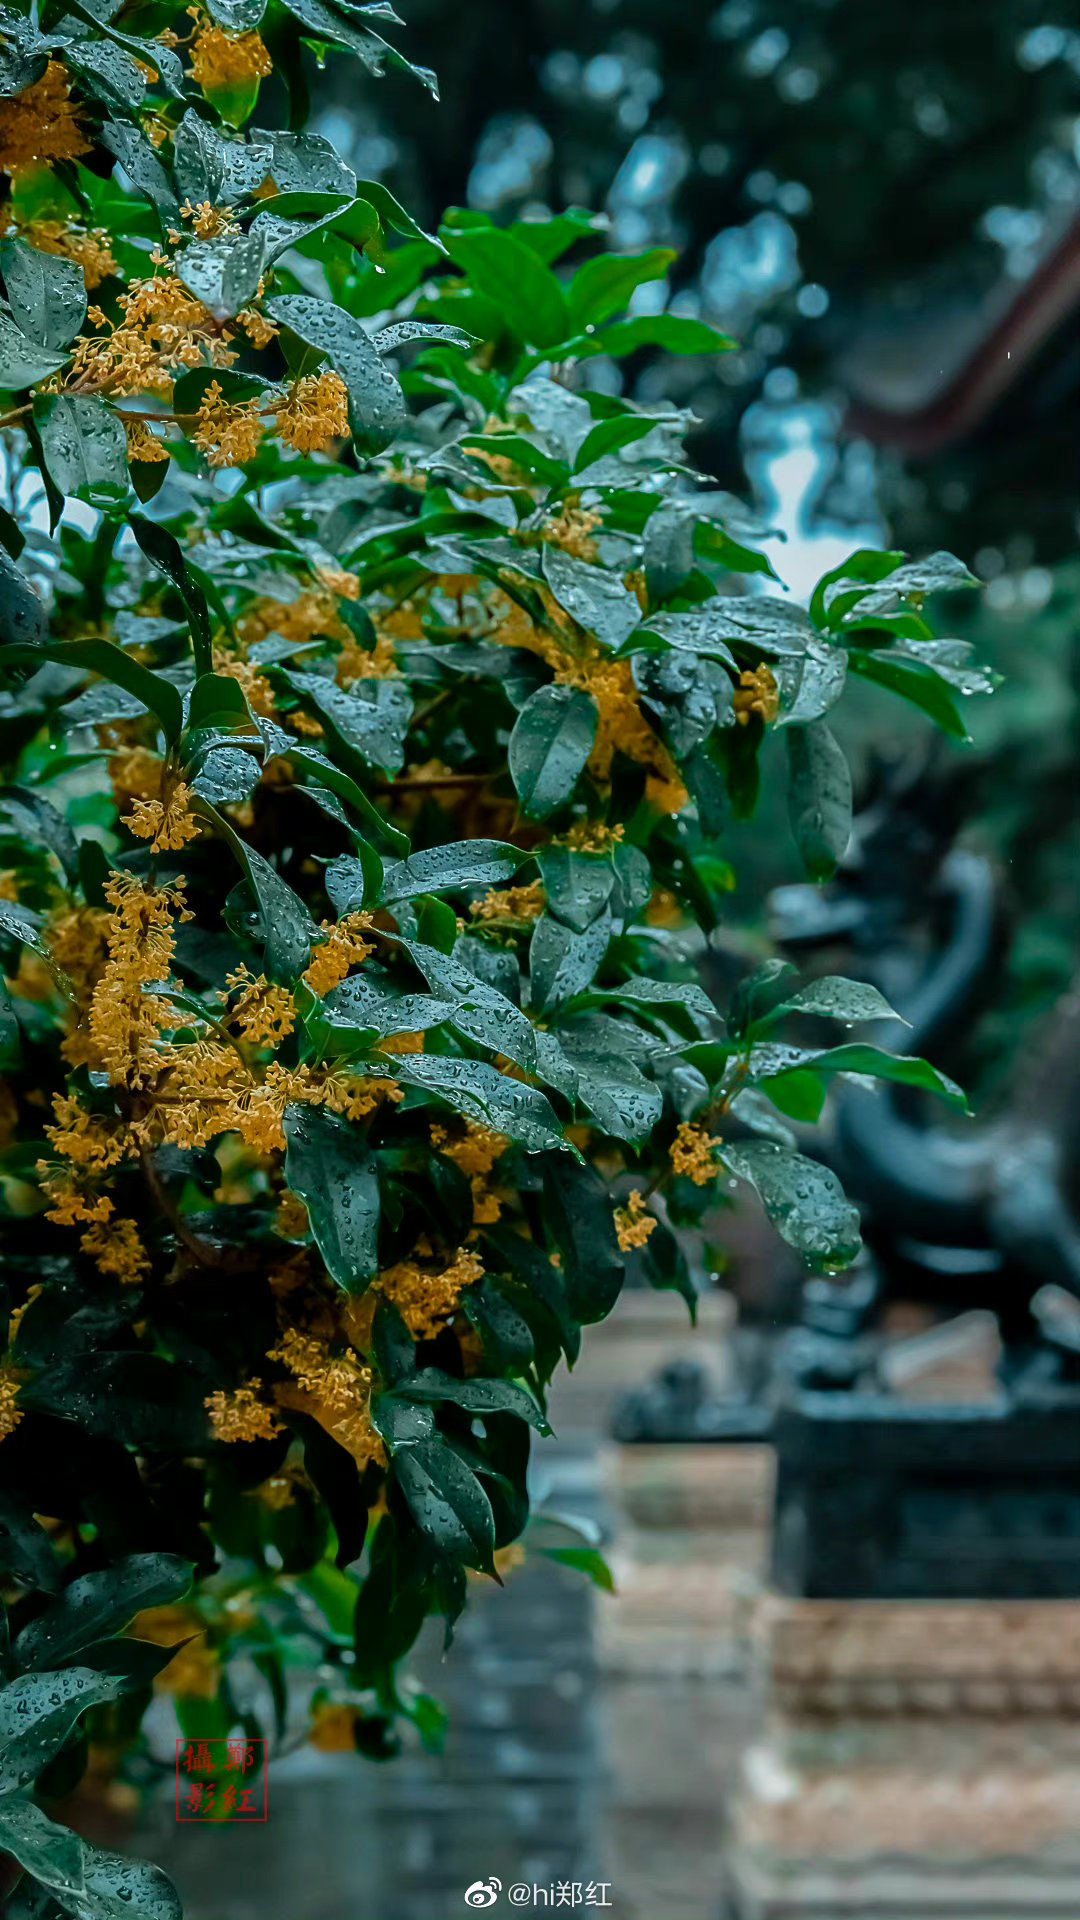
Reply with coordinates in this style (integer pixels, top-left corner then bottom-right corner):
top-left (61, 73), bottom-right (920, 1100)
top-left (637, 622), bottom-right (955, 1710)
top-left (134, 3), bottom-right (1080, 1914)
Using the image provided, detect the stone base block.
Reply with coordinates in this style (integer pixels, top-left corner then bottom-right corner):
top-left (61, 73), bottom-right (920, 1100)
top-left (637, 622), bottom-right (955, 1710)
top-left (598, 1444), bottom-right (774, 1678)
top-left (727, 1598), bottom-right (1080, 1919)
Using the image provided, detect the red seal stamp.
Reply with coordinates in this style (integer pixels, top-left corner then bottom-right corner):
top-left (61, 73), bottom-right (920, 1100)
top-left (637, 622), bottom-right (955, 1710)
top-left (175, 1737), bottom-right (268, 1822)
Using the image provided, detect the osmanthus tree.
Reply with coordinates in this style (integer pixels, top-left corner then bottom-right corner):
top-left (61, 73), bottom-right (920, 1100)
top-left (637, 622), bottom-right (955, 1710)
top-left (0, 1), bottom-right (992, 1911)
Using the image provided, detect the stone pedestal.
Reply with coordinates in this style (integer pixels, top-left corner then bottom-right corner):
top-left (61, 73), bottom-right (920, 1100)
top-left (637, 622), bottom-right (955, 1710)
top-left (727, 1596), bottom-right (1080, 1918)
top-left (598, 1443), bottom-right (774, 1680)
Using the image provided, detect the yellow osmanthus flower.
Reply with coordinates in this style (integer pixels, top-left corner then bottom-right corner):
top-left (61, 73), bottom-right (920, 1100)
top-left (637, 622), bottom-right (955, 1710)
top-left (356, 1245), bottom-right (484, 1342)
top-left (313, 1072), bottom-right (404, 1122)
top-left (308, 1701), bottom-right (359, 1752)
top-left (670, 1120), bottom-right (722, 1187)
top-left (274, 1190), bottom-right (309, 1240)
top-left (269, 1328), bottom-right (386, 1468)
top-left (206, 1379), bottom-right (281, 1443)
top-left (258, 1469), bottom-right (307, 1510)
top-left (220, 653), bottom-right (276, 719)
top-left (376, 1030), bottom-right (424, 1056)
top-left (124, 780), bottom-right (201, 853)
top-left (276, 370), bottom-right (350, 454)
top-left (238, 587), bottom-right (346, 652)
top-left (541, 502), bottom-right (602, 561)
top-left (135, 1606), bottom-right (220, 1700)
top-left (124, 418), bottom-right (170, 464)
top-left (557, 820), bottom-right (625, 853)
top-left (7, 1284), bottom-right (41, 1346)
top-left (18, 217), bottom-right (117, 288)
top-left (0, 1369), bottom-right (23, 1442)
top-left (491, 588), bottom-right (680, 790)
top-left (225, 968), bottom-right (295, 1047)
top-left (0, 870), bottom-right (16, 902)
top-left (646, 888), bottom-right (683, 928)
top-left (0, 61), bottom-right (90, 173)
top-left (303, 915), bottom-right (375, 997)
top-left (80, 1216), bottom-right (150, 1286)
top-left (40, 1172), bottom-right (113, 1228)
top-left (431, 1122), bottom-right (508, 1226)
top-left (79, 874), bottom-right (190, 1089)
top-left (734, 662), bottom-right (780, 726)
top-left (68, 273), bottom-right (235, 398)
top-left (180, 198), bottom-right (240, 239)
top-left (109, 746), bottom-right (163, 812)
top-left (44, 1094), bottom-right (126, 1173)
top-left (471, 882), bottom-right (545, 923)
top-left (336, 633), bottom-right (398, 685)
top-left (189, 11), bottom-right (273, 92)
top-left (615, 1188), bottom-right (657, 1252)
top-left (236, 305), bottom-right (278, 349)
top-left (193, 380), bottom-right (266, 469)
top-left (318, 566), bottom-right (361, 601)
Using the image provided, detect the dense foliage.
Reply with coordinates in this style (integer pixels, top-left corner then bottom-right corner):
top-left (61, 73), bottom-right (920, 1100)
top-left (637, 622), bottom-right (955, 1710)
top-left (344, 0), bottom-right (1080, 560)
top-left (0, 0), bottom-right (990, 1910)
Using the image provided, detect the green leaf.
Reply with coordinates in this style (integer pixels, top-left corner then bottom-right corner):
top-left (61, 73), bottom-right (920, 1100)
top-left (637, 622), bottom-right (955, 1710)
top-left (13, 1555), bottom-right (193, 1673)
top-left (194, 798), bottom-right (315, 980)
top-left (185, 670), bottom-right (254, 739)
top-left (34, 396), bottom-right (129, 509)
top-left (0, 1796), bottom-right (88, 1890)
top-left (786, 722), bottom-right (852, 881)
top-left (538, 1544), bottom-right (615, 1592)
top-left (536, 846), bottom-right (614, 932)
top-left (56, 1840), bottom-right (182, 1920)
top-left (172, 108), bottom-right (271, 203)
top-left (597, 313), bottom-right (736, 356)
top-left (0, 239), bottom-right (86, 350)
top-left (324, 845), bottom-right (384, 916)
top-left (0, 309), bottom-right (69, 387)
top-left (556, 1022), bottom-right (663, 1143)
top-left (0, 553), bottom-right (46, 648)
top-left (572, 409), bottom-right (672, 475)
top-left (633, 597), bottom-right (814, 662)
top-left (798, 1043), bottom-right (969, 1111)
top-left (400, 940), bottom-right (537, 1070)
top-left (374, 320), bottom-right (476, 354)
top-left (529, 910), bottom-right (611, 1013)
top-left (568, 247), bottom-right (676, 329)
top-left (441, 226), bottom-right (569, 350)
top-left (392, 1437), bottom-right (496, 1572)
top-left (100, 118), bottom-right (178, 214)
top-left (508, 685), bottom-right (597, 820)
top-left (589, 976), bottom-right (720, 1037)
top-left (847, 647), bottom-right (970, 740)
top-left (278, 669), bottom-right (412, 773)
top-left (0, 1667), bottom-right (127, 1795)
top-left (356, 178), bottom-right (443, 247)
top-left (267, 293), bottom-right (406, 452)
top-left (0, 640), bottom-right (184, 742)
top-left (809, 547), bottom-right (907, 631)
top-left (722, 1140), bottom-right (862, 1270)
top-left (541, 1153), bottom-right (624, 1323)
top-left (541, 546), bottom-right (641, 650)
top-left (284, 1103), bottom-right (380, 1293)
top-left (0, 1494), bottom-right (61, 1593)
top-left (380, 841), bottom-right (526, 905)
top-left (285, 743), bottom-right (408, 855)
top-left (398, 1368), bottom-right (550, 1434)
top-left (393, 1054), bottom-right (565, 1153)
top-left (175, 229), bottom-right (273, 319)
top-left (762, 976), bottom-right (908, 1029)
top-left (129, 514), bottom-right (213, 678)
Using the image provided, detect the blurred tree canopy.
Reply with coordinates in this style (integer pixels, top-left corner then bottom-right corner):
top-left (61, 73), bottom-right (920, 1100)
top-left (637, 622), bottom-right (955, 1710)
top-left (328, 0), bottom-right (1080, 560)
